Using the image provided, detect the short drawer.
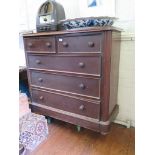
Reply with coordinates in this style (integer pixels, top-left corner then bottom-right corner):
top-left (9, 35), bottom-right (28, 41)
top-left (57, 33), bottom-right (102, 53)
top-left (31, 89), bottom-right (100, 119)
top-left (27, 55), bottom-right (101, 76)
top-left (24, 37), bottom-right (55, 53)
top-left (30, 71), bottom-right (100, 99)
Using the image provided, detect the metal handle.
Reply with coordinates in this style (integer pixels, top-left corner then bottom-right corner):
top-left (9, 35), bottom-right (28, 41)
top-left (46, 42), bottom-right (51, 47)
top-left (62, 42), bottom-right (68, 47)
top-left (88, 42), bottom-right (94, 47)
top-left (79, 83), bottom-right (85, 90)
top-left (39, 96), bottom-right (44, 100)
top-left (28, 42), bottom-right (33, 47)
top-left (78, 62), bottom-right (85, 68)
top-left (36, 60), bottom-right (41, 64)
top-left (38, 78), bottom-right (43, 82)
top-left (79, 105), bottom-right (85, 111)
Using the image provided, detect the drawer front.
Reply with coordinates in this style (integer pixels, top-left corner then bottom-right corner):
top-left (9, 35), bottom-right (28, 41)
top-left (24, 37), bottom-right (55, 53)
top-left (31, 89), bottom-right (100, 119)
top-left (30, 71), bottom-right (100, 99)
top-left (27, 55), bottom-right (101, 76)
top-left (57, 34), bottom-right (102, 53)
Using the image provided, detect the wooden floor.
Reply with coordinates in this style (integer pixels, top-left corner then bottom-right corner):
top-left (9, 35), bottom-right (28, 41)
top-left (28, 120), bottom-right (135, 155)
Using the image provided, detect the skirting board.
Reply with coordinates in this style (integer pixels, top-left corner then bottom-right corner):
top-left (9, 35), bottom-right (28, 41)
top-left (113, 119), bottom-right (135, 128)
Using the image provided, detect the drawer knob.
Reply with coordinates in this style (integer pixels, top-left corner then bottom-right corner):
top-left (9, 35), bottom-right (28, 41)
top-left (39, 96), bottom-right (44, 100)
top-left (62, 42), bottom-right (68, 47)
top-left (79, 83), bottom-right (85, 90)
top-left (88, 42), bottom-right (94, 47)
top-left (79, 105), bottom-right (85, 111)
top-left (28, 42), bottom-right (33, 47)
top-left (46, 42), bottom-right (51, 47)
top-left (38, 78), bottom-right (43, 82)
top-left (78, 62), bottom-right (85, 68)
top-left (36, 60), bottom-right (41, 64)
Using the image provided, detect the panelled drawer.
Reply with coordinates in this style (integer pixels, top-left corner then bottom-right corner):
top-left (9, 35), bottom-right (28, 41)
top-left (30, 71), bottom-right (100, 99)
top-left (31, 89), bottom-right (100, 119)
top-left (27, 55), bottom-right (101, 76)
top-left (57, 33), bottom-right (102, 53)
top-left (24, 37), bottom-right (55, 53)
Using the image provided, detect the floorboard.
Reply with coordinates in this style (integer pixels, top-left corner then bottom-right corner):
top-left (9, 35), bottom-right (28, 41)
top-left (27, 120), bottom-right (135, 155)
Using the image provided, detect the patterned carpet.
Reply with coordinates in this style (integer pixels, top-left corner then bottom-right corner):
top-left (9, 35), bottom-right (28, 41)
top-left (19, 112), bottom-right (48, 151)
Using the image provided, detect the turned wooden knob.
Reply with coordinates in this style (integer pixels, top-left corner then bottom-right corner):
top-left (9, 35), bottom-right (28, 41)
top-left (79, 105), bottom-right (85, 111)
top-left (28, 42), bottom-right (33, 47)
top-left (46, 42), bottom-right (51, 47)
top-left (88, 41), bottom-right (94, 47)
top-left (62, 42), bottom-right (68, 47)
top-left (36, 60), bottom-right (41, 64)
top-left (38, 78), bottom-right (43, 82)
top-left (39, 96), bottom-right (44, 100)
top-left (78, 62), bottom-right (85, 68)
top-left (79, 83), bottom-right (85, 90)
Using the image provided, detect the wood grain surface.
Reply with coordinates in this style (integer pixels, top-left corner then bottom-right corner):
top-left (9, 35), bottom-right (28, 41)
top-left (27, 120), bottom-right (135, 155)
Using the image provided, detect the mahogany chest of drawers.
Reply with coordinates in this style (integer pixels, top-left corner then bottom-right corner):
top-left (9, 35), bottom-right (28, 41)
top-left (23, 27), bottom-right (121, 134)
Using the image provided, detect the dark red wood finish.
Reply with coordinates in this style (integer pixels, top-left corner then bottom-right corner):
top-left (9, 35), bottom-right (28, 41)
top-left (24, 37), bottom-right (55, 53)
top-left (27, 55), bottom-right (101, 76)
top-left (30, 71), bottom-right (100, 99)
top-left (57, 33), bottom-right (102, 53)
top-left (109, 32), bottom-right (121, 115)
top-left (31, 105), bottom-right (100, 132)
top-left (101, 31), bottom-right (112, 121)
top-left (23, 27), bottom-right (121, 134)
top-left (31, 88), bottom-right (100, 119)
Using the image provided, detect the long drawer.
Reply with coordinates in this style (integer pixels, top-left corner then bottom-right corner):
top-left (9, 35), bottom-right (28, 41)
top-left (30, 71), bottom-right (100, 99)
top-left (27, 55), bottom-right (101, 76)
top-left (31, 89), bottom-right (100, 119)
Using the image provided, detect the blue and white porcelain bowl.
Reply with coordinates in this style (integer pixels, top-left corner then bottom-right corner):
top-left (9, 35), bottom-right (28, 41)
top-left (59, 16), bottom-right (117, 30)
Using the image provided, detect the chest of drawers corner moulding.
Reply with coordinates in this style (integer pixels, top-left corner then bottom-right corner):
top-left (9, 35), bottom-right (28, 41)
top-left (23, 27), bottom-right (121, 135)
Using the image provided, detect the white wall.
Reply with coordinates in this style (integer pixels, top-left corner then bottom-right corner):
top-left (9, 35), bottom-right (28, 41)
top-left (56, 0), bottom-right (80, 19)
top-left (117, 37), bottom-right (135, 126)
top-left (115, 0), bottom-right (135, 126)
top-left (114, 0), bottom-right (134, 32)
top-left (19, 0), bottom-right (135, 127)
top-left (78, 0), bottom-right (115, 17)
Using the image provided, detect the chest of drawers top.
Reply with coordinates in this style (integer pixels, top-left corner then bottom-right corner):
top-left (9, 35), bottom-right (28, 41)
top-left (24, 32), bottom-right (102, 54)
top-left (23, 26), bottom-right (121, 54)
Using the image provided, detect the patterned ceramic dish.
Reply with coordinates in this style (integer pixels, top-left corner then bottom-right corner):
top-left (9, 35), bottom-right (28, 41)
top-left (59, 16), bottom-right (117, 30)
